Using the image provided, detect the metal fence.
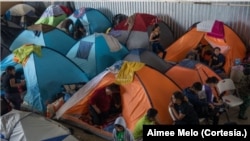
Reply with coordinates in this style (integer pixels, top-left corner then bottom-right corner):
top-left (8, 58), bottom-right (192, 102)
top-left (73, 1), bottom-right (250, 49)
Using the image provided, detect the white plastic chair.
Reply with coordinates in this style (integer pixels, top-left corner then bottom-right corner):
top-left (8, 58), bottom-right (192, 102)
top-left (216, 78), bottom-right (243, 108)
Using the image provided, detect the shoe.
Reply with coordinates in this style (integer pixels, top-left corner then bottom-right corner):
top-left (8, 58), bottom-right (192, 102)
top-left (238, 116), bottom-right (248, 120)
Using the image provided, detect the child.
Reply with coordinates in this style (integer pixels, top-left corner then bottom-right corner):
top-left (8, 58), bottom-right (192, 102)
top-left (113, 116), bottom-right (134, 141)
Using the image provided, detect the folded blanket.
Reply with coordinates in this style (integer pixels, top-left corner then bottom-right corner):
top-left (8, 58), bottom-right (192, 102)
top-left (13, 44), bottom-right (42, 65)
top-left (115, 61), bottom-right (145, 84)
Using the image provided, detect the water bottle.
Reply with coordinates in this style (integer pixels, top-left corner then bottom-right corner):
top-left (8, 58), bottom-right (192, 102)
top-left (234, 58), bottom-right (241, 66)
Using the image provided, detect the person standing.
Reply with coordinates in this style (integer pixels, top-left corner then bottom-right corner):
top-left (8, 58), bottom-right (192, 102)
top-left (113, 116), bottom-right (134, 141)
top-left (149, 24), bottom-right (167, 59)
top-left (237, 71), bottom-right (250, 120)
top-left (2, 66), bottom-right (25, 110)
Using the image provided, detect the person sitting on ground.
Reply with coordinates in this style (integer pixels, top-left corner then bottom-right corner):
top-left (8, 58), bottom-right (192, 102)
top-left (186, 47), bottom-right (201, 62)
top-left (169, 91), bottom-right (199, 125)
top-left (200, 76), bottom-right (224, 125)
top-left (133, 108), bottom-right (159, 141)
top-left (2, 66), bottom-right (25, 110)
top-left (209, 47), bottom-right (226, 77)
top-left (109, 91), bottom-right (122, 116)
top-left (88, 83), bottom-right (121, 126)
top-left (73, 27), bottom-right (85, 40)
top-left (201, 50), bottom-right (213, 66)
top-left (179, 51), bottom-right (199, 68)
top-left (149, 23), bottom-right (167, 59)
top-left (113, 116), bottom-right (134, 141)
top-left (73, 20), bottom-right (86, 40)
top-left (183, 82), bottom-right (214, 119)
top-left (57, 19), bottom-right (74, 35)
top-left (194, 43), bottom-right (204, 61)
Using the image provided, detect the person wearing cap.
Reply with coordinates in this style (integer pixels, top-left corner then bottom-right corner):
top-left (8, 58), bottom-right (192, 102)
top-left (112, 116), bottom-right (134, 141)
top-left (133, 108), bottom-right (159, 141)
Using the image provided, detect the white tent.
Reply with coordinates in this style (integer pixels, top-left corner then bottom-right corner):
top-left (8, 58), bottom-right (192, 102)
top-left (0, 110), bottom-right (79, 141)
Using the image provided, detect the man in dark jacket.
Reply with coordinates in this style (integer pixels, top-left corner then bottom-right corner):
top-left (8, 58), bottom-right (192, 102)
top-left (183, 82), bottom-right (214, 120)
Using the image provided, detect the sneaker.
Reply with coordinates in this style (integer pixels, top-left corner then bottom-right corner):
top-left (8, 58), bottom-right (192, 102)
top-left (238, 116), bottom-right (248, 120)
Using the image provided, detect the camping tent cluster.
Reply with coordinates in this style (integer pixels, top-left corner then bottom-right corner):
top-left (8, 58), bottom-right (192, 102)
top-left (164, 20), bottom-right (247, 76)
top-left (110, 13), bottom-right (174, 51)
top-left (1, 4), bottom-right (120, 113)
top-left (55, 20), bottom-right (247, 140)
top-left (1, 3), bottom-right (248, 141)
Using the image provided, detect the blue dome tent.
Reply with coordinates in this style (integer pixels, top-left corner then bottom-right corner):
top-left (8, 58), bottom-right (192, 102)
top-left (66, 33), bottom-right (129, 79)
top-left (9, 24), bottom-right (77, 55)
top-left (68, 7), bottom-right (112, 36)
top-left (4, 45), bottom-right (89, 113)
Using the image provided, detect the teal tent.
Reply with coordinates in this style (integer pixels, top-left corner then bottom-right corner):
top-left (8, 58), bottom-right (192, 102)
top-left (9, 24), bottom-right (77, 55)
top-left (14, 46), bottom-right (89, 113)
top-left (68, 7), bottom-right (112, 35)
top-left (66, 33), bottom-right (129, 79)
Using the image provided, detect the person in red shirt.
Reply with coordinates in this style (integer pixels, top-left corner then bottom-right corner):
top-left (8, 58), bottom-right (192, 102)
top-left (89, 83), bottom-right (121, 125)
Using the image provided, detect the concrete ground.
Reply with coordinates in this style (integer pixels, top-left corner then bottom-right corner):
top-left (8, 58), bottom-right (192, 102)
top-left (219, 106), bottom-right (250, 125)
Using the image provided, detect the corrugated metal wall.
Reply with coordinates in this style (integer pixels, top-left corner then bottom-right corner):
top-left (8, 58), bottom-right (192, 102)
top-left (74, 1), bottom-right (250, 49)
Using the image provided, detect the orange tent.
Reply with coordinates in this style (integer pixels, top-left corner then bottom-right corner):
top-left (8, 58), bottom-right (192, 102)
top-left (165, 61), bottom-right (221, 90)
top-left (56, 65), bottom-right (181, 140)
top-left (165, 61), bottom-right (222, 98)
top-left (123, 50), bottom-right (221, 97)
top-left (163, 22), bottom-right (247, 75)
